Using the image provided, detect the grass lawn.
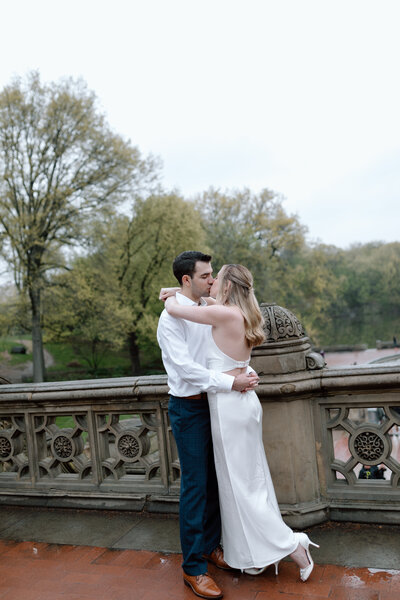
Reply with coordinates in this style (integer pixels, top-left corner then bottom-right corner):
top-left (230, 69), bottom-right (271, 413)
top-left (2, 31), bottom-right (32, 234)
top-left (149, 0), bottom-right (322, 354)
top-left (55, 413), bottom-right (136, 430)
top-left (44, 341), bottom-right (132, 379)
top-left (1, 336), bottom-right (163, 380)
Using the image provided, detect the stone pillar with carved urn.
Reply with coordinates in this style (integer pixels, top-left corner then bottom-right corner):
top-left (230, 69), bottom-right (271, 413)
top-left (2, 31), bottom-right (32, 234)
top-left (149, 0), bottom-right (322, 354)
top-left (250, 303), bottom-right (327, 528)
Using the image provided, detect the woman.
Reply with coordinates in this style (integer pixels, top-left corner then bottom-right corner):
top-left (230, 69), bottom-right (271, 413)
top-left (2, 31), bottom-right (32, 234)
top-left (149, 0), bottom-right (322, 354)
top-left (164, 263), bottom-right (319, 580)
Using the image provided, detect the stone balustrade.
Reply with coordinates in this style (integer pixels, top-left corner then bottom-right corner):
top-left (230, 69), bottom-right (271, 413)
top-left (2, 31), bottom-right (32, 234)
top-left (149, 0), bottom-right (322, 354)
top-left (1, 303), bottom-right (400, 526)
top-left (0, 376), bottom-right (178, 512)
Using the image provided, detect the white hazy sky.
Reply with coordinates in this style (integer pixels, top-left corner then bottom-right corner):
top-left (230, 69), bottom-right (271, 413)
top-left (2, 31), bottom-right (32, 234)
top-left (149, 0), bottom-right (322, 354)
top-left (1, 0), bottom-right (400, 249)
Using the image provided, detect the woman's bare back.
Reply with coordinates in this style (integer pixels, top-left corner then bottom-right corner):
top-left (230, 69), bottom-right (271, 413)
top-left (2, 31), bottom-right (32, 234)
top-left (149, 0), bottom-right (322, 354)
top-left (211, 305), bottom-right (250, 364)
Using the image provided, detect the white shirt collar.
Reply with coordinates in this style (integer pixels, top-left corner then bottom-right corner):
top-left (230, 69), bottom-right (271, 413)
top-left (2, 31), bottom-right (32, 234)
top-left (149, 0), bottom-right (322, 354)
top-left (176, 291), bottom-right (207, 306)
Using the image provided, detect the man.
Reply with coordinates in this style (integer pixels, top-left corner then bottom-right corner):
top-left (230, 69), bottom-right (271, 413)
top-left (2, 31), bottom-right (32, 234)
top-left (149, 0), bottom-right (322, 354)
top-left (157, 251), bottom-right (258, 599)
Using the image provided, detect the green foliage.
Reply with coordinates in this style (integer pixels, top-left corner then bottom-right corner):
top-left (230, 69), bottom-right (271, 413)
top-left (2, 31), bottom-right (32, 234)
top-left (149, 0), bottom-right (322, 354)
top-left (314, 242), bottom-right (400, 346)
top-left (197, 187), bottom-right (306, 301)
top-left (0, 71), bottom-right (159, 381)
top-left (0, 71), bottom-right (154, 286)
top-left (118, 192), bottom-right (207, 371)
top-left (41, 192), bottom-right (206, 374)
top-left (43, 341), bottom-right (132, 381)
top-left (199, 187), bottom-right (305, 262)
top-left (44, 342), bottom-right (79, 367)
top-left (277, 244), bottom-right (345, 343)
top-left (0, 285), bottom-right (30, 337)
top-left (43, 253), bottom-right (133, 371)
top-left (198, 190), bottom-right (400, 347)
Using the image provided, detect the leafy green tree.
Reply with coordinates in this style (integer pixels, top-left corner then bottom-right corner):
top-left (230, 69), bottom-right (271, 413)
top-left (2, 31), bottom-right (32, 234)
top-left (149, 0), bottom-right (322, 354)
top-left (319, 242), bottom-right (400, 346)
top-left (281, 244), bottom-right (345, 343)
top-left (373, 243), bottom-right (400, 307)
top-left (197, 188), bottom-right (352, 344)
top-left (0, 284), bottom-right (30, 338)
top-left (0, 72), bottom-right (157, 381)
top-left (339, 242), bottom-right (400, 311)
top-left (197, 187), bottom-right (306, 301)
top-left (43, 193), bottom-right (206, 376)
top-left (43, 255), bottom-right (132, 372)
top-left (118, 193), bottom-right (206, 373)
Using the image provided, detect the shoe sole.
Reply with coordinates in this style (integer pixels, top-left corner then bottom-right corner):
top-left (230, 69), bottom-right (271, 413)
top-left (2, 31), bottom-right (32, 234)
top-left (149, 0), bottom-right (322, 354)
top-left (244, 567), bottom-right (267, 575)
top-left (184, 579), bottom-right (223, 599)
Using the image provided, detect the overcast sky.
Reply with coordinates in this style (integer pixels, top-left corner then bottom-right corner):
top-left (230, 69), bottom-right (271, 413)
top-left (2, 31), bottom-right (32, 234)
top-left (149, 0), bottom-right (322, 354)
top-left (1, 0), bottom-right (399, 250)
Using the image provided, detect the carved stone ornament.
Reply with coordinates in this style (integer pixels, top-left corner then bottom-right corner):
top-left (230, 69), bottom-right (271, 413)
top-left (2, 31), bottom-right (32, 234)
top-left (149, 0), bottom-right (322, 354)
top-left (0, 434), bottom-right (12, 460)
top-left (118, 433), bottom-right (140, 459)
top-left (260, 303), bottom-right (305, 342)
top-left (306, 352), bottom-right (326, 370)
top-left (50, 430), bottom-right (84, 463)
top-left (115, 429), bottom-right (151, 463)
top-left (353, 431), bottom-right (385, 463)
top-left (251, 303), bottom-right (324, 374)
top-left (53, 434), bottom-right (74, 460)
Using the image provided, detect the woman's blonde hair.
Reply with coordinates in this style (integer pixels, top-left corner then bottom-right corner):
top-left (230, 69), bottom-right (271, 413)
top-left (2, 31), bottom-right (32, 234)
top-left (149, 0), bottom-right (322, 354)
top-left (216, 264), bottom-right (265, 348)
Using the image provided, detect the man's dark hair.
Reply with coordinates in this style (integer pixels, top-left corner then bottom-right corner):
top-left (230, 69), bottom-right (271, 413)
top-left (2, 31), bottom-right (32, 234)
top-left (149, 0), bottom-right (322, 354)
top-left (173, 251), bottom-right (212, 285)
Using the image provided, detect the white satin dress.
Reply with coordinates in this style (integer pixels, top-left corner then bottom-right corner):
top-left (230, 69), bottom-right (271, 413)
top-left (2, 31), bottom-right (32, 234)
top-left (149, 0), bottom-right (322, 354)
top-left (206, 328), bottom-right (298, 570)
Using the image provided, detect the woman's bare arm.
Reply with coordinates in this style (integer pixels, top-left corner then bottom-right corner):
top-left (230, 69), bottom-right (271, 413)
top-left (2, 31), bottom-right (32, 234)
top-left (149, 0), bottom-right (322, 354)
top-left (165, 296), bottom-right (238, 326)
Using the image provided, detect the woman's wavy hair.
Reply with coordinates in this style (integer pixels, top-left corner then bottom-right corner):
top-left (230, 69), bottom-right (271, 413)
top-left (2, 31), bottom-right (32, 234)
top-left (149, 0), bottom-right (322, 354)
top-left (216, 264), bottom-right (265, 348)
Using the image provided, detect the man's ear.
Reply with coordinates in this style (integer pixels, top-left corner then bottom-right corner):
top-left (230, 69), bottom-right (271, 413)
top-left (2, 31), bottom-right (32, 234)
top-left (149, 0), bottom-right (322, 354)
top-left (182, 274), bottom-right (191, 287)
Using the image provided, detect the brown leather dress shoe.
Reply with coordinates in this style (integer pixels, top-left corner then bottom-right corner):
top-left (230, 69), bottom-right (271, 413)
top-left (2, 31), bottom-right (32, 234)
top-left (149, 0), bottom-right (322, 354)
top-left (183, 573), bottom-right (223, 599)
top-left (204, 546), bottom-right (232, 570)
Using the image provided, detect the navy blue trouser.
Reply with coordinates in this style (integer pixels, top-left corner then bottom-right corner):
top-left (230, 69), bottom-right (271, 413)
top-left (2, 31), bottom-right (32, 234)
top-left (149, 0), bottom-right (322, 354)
top-left (169, 395), bottom-right (221, 575)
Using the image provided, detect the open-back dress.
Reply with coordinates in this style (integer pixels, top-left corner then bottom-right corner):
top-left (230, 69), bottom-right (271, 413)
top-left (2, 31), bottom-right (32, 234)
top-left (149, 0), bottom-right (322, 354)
top-left (206, 327), bottom-right (298, 569)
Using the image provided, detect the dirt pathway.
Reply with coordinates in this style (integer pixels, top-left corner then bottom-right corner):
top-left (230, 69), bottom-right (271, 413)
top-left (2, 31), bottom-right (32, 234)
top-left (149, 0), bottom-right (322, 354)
top-left (0, 340), bottom-right (54, 384)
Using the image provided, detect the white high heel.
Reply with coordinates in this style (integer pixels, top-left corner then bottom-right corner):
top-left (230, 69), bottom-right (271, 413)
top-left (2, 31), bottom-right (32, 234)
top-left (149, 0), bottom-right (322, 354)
top-left (295, 532), bottom-right (320, 582)
top-left (244, 561), bottom-right (280, 576)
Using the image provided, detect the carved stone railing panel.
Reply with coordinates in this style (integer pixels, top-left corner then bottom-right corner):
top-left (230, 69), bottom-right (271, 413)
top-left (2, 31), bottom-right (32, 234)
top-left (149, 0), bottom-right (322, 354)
top-left (0, 415), bottom-right (29, 479)
top-left (323, 402), bottom-right (400, 489)
top-left (0, 377), bottom-right (179, 507)
top-left (35, 415), bottom-right (92, 480)
top-left (98, 412), bottom-right (161, 482)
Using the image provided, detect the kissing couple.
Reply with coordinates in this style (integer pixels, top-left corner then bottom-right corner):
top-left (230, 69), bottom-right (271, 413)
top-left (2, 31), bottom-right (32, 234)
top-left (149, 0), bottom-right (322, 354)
top-left (157, 251), bottom-right (319, 599)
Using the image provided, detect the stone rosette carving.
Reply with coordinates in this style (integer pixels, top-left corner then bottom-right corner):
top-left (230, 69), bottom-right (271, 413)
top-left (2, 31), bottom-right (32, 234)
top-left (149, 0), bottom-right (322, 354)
top-left (50, 429), bottom-right (84, 463)
top-left (115, 429), bottom-right (150, 463)
top-left (118, 433), bottom-right (140, 459)
top-left (0, 419), bottom-right (28, 477)
top-left (52, 434), bottom-right (73, 460)
top-left (0, 434), bottom-right (12, 460)
top-left (353, 431), bottom-right (385, 463)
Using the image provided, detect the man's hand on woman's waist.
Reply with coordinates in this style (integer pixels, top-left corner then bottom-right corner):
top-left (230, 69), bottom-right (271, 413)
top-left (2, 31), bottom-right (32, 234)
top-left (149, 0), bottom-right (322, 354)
top-left (232, 372), bottom-right (259, 392)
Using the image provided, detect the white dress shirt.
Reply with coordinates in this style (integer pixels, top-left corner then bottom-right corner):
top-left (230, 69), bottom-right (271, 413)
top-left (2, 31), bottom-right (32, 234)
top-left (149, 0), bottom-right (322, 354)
top-left (157, 292), bottom-right (234, 397)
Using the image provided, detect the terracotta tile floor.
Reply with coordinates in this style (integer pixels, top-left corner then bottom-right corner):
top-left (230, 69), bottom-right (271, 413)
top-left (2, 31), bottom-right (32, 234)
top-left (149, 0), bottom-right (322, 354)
top-left (0, 539), bottom-right (398, 600)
